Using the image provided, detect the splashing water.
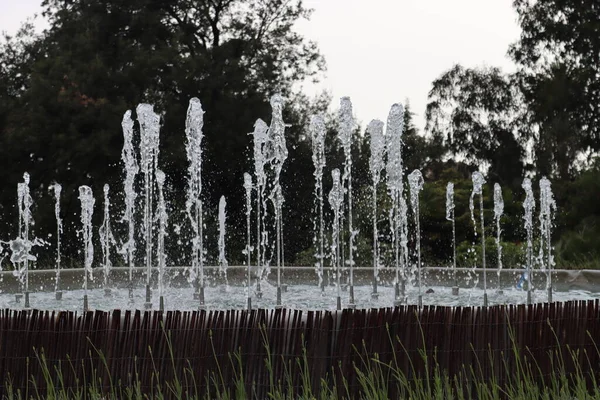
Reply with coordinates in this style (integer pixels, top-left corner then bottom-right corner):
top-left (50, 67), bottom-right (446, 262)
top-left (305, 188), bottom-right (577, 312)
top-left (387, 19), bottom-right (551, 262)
top-left (446, 183), bottom-right (455, 221)
top-left (120, 110), bottom-right (137, 291)
top-left (137, 103), bottom-right (161, 288)
top-left (385, 104), bottom-right (404, 193)
top-left (385, 103), bottom-right (407, 301)
top-left (368, 119), bottom-right (385, 296)
top-left (493, 183), bottom-right (504, 287)
top-left (8, 234), bottom-right (44, 306)
top-left (522, 178), bottom-right (535, 301)
top-left (78, 186), bottom-right (95, 294)
top-left (9, 238), bottom-right (35, 265)
top-left (329, 169), bottom-right (343, 309)
top-left (539, 177), bottom-right (556, 295)
top-left (243, 173), bottom-right (253, 304)
top-left (218, 195), bottom-right (228, 279)
top-left (408, 170), bottom-right (424, 306)
top-left (470, 171), bottom-right (487, 302)
top-left (99, 184), bottom-right (116, 290)
top-left (15, 173), bottom-right (34, 292)
top-left (250, 119), bottom-right (269, 294)
top-left (446, 182), bottom-right (457, 287)
top-left (51, 183), bottom-right (63, 292)
top-left (310, 115), bottom-right (326, 290)
top-left (185, 98), bottom-right (205, 296)
top-left (156, 170), bottom-right (168, 302)
top-left (266, 94), bottom-right (287, 305)
top-left (408, 171), bottom-right (424, 218)
top-left (469, 172), bottom-right (485, 236)
top-left (337, 97), bottom-right (357, 303)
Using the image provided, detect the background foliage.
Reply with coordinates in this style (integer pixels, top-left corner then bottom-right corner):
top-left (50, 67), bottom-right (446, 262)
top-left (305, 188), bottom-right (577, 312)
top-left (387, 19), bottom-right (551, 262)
top-left (0, 0), bottom-right (598, 271)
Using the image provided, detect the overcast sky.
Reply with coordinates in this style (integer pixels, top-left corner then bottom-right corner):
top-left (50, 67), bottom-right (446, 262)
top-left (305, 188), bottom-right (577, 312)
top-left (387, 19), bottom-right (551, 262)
top-left (1, 0), bottom-right (521, 132)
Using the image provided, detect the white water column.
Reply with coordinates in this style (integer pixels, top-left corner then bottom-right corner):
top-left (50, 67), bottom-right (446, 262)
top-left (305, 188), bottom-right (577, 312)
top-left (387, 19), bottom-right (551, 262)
top-left (137, 103), bottom-right (161, 307)
top-left (367, 119), bottom-right (385, 299)
top-left (310, 115), bottom-right (326, 292)
top-left (184, 98), bottom-right (206, 307)
top-left (338, 97), bottom-right (356, 308)
top-left (78, 185), bottom-right (95, 313)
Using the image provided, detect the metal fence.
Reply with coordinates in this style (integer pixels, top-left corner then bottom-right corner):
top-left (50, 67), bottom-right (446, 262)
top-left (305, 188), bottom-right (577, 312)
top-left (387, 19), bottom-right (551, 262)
top-left (0, 300), bottom-right (599, 398)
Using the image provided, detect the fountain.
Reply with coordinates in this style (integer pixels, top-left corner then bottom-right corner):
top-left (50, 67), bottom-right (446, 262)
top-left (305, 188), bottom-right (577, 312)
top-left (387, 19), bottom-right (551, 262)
top-left (337, 97), bottom-right (357, 308)
top-left (120, 110), bottom-right (137, 299)
top-left (408, 170), bottom-right (424, 308)
top-left (493, 183), bottom-right (504, 295)
top-left (185, 97), bottom-right (205, 307)
top-left (329, 169), bottom-right (343, 310)
top-left (78, 185), bottom-right (94, 313)
top-left (446, 182), bottom-right (458, 295)
top-left (522, 178), bottom-right (535, 304)
top-left (99, 184), bottom-right (115, 297)
top-left (218, 195), bottom-right (228, 282)
top-left (243, 173), bottom-right (253, 309)
top-left (50, 183), bottom-right (63, 300)
top-left (368, 119), bottom-right (385, 300)
top-left (156, 169), bottom-right (167, 312)
top-left (265, 94), bottom-right (288, 308)
top-left (137, 103), bottom-right (161, 308)
top-left (470, 172), bottom-right (487, 306)
top-left (16, 173), bottom-right (33, 307)
top-left (310, 115), bottom-right (327, 293)
top-left (539, 177), bottom-right (556, 302)
top-left (386, 104), bottom-right (408, 306)
top-left (250, 119), bottom-right (269, 300)
top-left (0, 96), bottom-right (591, 314)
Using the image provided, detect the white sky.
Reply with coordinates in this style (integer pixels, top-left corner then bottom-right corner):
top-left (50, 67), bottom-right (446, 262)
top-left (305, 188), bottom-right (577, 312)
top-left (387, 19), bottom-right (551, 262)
top-left (1, 0), bottom-right (521, 132)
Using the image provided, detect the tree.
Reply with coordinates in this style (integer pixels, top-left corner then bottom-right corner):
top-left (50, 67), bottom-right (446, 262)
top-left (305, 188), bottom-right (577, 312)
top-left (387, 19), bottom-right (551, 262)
top-left (425, 65), bottom-right (526, 187)
top-left (402, 99), bottom-right (439, 173)
top-left (509, 0), bottom-right (600, 175)
top-left (518, 62), bottom-right (587, 179)
top-left (0, 0), bottom-right (326, 264)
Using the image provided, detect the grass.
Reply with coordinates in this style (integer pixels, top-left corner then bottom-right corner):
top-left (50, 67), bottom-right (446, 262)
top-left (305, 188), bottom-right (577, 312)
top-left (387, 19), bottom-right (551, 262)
top-left (3, 319), bottom-right (600, 399)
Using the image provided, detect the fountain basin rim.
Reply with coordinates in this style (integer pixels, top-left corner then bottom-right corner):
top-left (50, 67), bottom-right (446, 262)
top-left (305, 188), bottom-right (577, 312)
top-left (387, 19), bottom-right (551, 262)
top-left (3, 266), bottom-right (576, 273)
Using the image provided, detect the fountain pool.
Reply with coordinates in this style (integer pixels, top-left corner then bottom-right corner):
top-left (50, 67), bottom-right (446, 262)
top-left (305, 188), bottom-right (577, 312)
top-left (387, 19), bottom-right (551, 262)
top-left (2, 267), bottom-right (600, 311)
top-left (2, 96), bottom-right (574, 313)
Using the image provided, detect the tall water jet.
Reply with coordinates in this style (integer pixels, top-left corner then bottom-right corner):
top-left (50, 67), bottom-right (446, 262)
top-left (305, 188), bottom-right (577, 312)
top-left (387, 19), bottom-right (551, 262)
top-left (265, 94), bottom-right (287, 307)
top-left (243, 173), bottom-right (253, 309)
top-left (522, 178), bottom-right (535, 305)
top-left (51, 183), bottom-right (63, 300)
top-left (539, 177), bottom-right (556, 302)
top-left (408, 170), bottom-right (424, 308)
top-left (367, 119), bottom-right (385, 299)
top-left (446, 182), bottom-right (458, 295)
top-left (218, 195), bottom-right (228, 281)
top-left (470, 172), bottom-right (487, 306)
top-left (250, 119), bottom-right (269, 299)
top-left (337, 97), bottom-right (356, 307)
top-left (309, 115), bottom-right (326, 292)
top-left (120, 110), bottom-right (137, 299)
top-left (17, 173), bottom-right (33, 307)
top-left (78, 186), bottom-right (95, 312)
top-left (137, 103), bottom-right (160, 306)
top-left (493, 183), bottom-right (504, 295)
top-left (385, 103), bottom-right (406, 306)
top-left (184, 98), bottom-right (205, 306)
top-left (156, 170), bottom-right (167, 311)
top-left (329, 169), bottom-right (343, 310)
top-left (99, 184), bottom-right (115, 297)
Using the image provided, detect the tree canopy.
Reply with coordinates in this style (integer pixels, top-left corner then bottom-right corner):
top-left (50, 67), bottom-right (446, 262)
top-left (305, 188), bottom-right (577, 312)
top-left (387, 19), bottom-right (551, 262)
top-left (1, 0), bottom-right (599, 270)
top-left (0, 0), bottom-right (326, 264)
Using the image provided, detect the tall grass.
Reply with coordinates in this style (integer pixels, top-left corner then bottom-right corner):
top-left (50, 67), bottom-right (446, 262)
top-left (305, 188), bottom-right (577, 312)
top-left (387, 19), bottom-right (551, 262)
top-left (4, 320), bottom-right (600, 399)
